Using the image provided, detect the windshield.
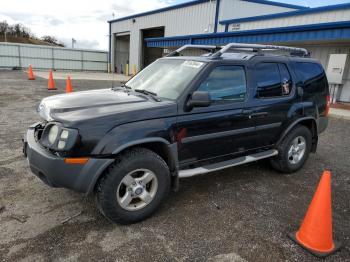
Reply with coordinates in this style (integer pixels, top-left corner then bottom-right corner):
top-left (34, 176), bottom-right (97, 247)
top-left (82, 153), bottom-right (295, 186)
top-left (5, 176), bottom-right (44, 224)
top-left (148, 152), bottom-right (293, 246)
top-left (125, 59), bottom-right (206, 100)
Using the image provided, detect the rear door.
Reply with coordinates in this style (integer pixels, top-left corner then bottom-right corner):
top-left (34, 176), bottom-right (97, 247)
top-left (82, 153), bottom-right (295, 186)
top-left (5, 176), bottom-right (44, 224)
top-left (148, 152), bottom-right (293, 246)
top-left (244, 60), bottom-right (297, 147)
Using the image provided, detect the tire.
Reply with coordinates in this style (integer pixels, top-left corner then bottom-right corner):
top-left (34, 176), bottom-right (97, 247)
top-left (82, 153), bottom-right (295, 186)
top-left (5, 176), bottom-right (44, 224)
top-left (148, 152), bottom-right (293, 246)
top-left (95, 147), bottom-right (171, 224)
top-left (270, 125), bottom-right (312, 173)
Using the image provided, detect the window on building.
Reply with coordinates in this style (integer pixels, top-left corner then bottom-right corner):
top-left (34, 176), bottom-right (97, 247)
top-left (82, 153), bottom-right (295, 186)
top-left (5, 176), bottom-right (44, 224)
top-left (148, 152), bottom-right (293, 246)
top-left (255, 63), bottom-right (292, 98)
top-left (197, 66), bottom-right (246, 102)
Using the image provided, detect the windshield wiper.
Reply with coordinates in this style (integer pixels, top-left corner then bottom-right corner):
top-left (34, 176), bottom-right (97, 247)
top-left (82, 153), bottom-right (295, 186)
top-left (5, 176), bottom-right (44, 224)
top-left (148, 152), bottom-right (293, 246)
top-left (121, 83), bottom-right (132, 89)
top-left (134, 89), bottom-right (161, 102)
top-left (112, 83), bottom-right (131, 92)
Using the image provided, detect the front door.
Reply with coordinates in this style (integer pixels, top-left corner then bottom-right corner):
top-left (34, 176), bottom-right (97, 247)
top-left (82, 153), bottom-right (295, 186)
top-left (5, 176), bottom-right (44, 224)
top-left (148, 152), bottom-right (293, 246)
top-left (176, 65), bottom-right (256, 166)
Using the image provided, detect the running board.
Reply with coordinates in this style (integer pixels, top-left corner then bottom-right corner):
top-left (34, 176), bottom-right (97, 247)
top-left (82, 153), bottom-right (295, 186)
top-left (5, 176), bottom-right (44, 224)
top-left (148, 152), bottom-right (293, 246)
top-left (178, 149), bottom-right (278, 178)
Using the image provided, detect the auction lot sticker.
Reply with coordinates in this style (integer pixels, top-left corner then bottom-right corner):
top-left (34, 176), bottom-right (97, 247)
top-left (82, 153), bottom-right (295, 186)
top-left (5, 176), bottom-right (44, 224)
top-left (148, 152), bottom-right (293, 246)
top-left (183, 61), bottom-right (204, 68)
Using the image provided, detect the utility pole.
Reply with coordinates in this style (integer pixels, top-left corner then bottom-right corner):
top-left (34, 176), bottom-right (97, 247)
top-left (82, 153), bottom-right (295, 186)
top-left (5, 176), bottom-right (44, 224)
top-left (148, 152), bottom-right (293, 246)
top-left (4, 30), bottom-right (7, 42)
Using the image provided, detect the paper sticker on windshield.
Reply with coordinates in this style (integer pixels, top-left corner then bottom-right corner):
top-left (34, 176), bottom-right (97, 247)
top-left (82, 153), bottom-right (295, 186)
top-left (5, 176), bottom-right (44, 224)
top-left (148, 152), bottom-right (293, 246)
top-left (183, 61), bottom-right (204, 68)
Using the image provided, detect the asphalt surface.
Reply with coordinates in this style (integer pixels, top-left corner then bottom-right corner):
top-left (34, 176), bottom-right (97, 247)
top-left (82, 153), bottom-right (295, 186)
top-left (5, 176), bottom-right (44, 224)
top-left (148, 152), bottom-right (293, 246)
top-left (0, 70), bottom-right (349, 262)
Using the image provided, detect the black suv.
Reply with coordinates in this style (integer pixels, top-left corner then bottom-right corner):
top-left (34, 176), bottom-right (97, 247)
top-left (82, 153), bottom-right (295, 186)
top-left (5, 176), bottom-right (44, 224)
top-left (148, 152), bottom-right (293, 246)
top-left (23, 43), bottom-right (330, 224)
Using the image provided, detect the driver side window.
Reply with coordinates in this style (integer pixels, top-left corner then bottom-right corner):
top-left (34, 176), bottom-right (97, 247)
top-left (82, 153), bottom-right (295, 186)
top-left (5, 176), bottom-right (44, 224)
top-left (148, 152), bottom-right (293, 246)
top-left (197, 66), bottom-right (246, 103)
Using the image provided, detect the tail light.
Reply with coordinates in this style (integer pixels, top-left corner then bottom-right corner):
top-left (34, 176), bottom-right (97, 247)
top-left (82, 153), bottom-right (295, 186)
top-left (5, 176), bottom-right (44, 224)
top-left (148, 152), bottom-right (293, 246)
top-left (325, 95), bottom-right (331, 116)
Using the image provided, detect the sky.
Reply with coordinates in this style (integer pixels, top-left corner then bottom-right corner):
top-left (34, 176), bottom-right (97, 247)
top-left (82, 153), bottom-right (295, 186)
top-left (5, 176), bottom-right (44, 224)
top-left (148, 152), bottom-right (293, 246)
top-left (0, 0), bottom-right (349, 50)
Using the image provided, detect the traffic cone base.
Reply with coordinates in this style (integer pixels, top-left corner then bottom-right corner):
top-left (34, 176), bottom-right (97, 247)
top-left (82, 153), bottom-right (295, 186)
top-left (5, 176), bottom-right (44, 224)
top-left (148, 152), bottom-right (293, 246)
top-left (289, 232), bottom-right (342, 257)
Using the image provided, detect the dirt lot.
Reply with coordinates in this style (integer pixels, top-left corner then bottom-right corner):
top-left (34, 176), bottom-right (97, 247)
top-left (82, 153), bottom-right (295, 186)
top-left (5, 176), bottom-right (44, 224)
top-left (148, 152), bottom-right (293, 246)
top-left (0, 71), bottom-right (349, 262)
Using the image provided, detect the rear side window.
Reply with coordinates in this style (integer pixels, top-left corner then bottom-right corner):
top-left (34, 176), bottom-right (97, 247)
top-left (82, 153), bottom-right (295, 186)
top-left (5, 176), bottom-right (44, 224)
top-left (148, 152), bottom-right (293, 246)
top-left (294, 62), bottom-right (327, 94)
top-left (197, 66), bottom-right (246, 102)
top-left (255, 63), bottom-right (292, 98)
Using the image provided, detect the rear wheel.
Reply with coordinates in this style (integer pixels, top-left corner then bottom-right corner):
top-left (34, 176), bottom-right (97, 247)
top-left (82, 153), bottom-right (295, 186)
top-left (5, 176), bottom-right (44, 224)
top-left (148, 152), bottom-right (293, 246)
top-left (270, 125), bottom-right (312, 173)
top-left (95, 148), bottom-right (170, 224)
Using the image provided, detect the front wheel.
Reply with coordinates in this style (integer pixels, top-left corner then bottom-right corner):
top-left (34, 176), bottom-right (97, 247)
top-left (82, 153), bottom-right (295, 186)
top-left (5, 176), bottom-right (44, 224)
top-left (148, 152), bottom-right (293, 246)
top-left (95, 148), bottom-right (170, 224)
top-left (270, 125), bottom-right (312, 173)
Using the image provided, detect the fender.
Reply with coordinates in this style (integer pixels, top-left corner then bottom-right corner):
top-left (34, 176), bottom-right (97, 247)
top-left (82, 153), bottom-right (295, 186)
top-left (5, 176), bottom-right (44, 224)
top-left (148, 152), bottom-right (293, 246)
top-left (109, 137), bottom-right (179, 179)
top-left (91, 117), bottom-right (176, 155)
top-left (111, 137), bottom-right (180, 176)
top-left (111, 137), bottom-right (170, 154)
top-left (86, 137), bottom-right (179, 195)
top-left (276, 116), bottom-right (318, 146)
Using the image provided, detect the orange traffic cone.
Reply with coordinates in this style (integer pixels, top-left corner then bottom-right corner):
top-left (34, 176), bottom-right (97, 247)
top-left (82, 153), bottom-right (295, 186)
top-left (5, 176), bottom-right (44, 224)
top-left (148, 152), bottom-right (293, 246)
top-left (65, 76), bottom-right (73, 93)
top-left (28, 65), bottom-right (35, 80)
top-left (48, 69), bottom-right (56, 90)
top-left (289, 171), bottom-right (341, 257)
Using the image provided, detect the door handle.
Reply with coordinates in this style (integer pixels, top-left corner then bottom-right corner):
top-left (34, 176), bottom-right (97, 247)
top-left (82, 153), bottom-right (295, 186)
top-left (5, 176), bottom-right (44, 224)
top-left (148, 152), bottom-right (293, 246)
top-left (242, 109), bottom-right (254, 115)
top-left (243, 110), bottom-right (268, 119)
top-left (250, 112), bottom-right (268, 118)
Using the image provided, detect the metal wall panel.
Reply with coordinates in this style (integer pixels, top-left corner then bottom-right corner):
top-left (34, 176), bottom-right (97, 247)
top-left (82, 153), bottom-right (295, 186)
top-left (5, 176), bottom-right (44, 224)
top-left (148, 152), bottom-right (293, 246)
top-left (0, 44), bottom-right (18, 56)
top-left (217, 0), bottom-right (297, 32)
top-left (0, 42), bottom-right (108, 71)
top-left (110, 1), bottom-right (216, 71)
top-left (54, 60), bottom-right (82, 70)
top-left (0, 56), bottom-right (19, 67)
top-left (83, 51), bottom-right (107, 62)
top-left (21, 46), bottom-right (52, 58)
top-left (53, 49), bottom-right (82, 60)
top-left (145, 23), bottom-right (350, 47)
top-left (21, 58), bottom-right (53, 69)
top-left (110, 0), bottom-right (304, 70)
top-left (230, 9), bottom-right (350, 31)
top-left (83, 61), bottom-right (107, 71)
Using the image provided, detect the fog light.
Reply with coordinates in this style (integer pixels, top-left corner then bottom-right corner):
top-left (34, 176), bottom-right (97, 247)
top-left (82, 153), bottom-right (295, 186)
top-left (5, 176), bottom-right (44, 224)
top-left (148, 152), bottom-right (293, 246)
top-left (58, 140), bottom-right (66, 150)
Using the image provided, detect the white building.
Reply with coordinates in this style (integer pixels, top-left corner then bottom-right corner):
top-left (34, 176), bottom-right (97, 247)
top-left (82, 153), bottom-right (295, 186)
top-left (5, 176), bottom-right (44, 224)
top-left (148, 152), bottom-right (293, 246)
top-left (108, 0), bottom-right (350, 102)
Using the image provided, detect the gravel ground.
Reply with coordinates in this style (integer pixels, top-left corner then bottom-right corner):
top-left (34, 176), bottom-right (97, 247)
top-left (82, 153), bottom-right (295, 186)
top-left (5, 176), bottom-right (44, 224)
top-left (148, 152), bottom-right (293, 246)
top-left (0, 70), bottom-right (349, 262)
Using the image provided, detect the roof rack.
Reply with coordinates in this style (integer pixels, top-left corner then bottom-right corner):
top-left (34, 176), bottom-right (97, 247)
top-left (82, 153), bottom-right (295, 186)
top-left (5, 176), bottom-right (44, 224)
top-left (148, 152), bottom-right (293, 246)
top-left (210, 43), bottom-right (309, 59)
top-left (166, 44), bottom-right (218, 57)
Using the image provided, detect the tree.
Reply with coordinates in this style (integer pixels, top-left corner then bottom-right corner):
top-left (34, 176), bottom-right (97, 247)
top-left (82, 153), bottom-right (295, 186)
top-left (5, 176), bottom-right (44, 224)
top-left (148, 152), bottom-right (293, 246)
top-left (41, 35), bottom-right (65, 47)
top-left (0, 20), bottom-right (64, 46)
top-left (0, 21), bottom-right (31, 38)
top-left (0, 21), bottom-right (9, 35)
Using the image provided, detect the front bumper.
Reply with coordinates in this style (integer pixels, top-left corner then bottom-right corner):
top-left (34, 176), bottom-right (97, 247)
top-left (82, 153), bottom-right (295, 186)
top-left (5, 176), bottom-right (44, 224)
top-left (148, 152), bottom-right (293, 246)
top-left (24, 123), bottom-right (113, 194)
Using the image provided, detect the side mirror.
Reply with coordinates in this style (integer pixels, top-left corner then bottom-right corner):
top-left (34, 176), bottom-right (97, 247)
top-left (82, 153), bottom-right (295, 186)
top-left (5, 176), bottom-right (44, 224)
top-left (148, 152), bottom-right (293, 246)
top-left (187, 91), bottom-right (211, 109)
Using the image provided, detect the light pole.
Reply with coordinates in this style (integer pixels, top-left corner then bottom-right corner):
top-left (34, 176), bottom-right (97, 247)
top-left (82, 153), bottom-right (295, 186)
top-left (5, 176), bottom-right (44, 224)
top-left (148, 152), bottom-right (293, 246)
top-left (72, 38), bottom-right (76, 48)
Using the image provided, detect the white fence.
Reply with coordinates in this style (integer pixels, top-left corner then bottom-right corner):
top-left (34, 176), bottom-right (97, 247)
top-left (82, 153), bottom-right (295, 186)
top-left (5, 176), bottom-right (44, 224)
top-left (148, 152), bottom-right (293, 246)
top-left (0, 42), bottom-right (108, 72)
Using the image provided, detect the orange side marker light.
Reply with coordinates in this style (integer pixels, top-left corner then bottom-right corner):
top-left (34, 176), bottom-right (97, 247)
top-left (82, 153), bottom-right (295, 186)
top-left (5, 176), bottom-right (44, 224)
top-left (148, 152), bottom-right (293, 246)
top-left (64, 158), bottom-right (89, 165)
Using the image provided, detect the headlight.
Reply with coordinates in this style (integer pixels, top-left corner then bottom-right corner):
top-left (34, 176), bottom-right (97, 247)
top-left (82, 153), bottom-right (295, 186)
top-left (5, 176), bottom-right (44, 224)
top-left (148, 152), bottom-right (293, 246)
top-left (41, 123), bottom-right (79, 151)
top-left (48, 125), bottom-right (59, 144)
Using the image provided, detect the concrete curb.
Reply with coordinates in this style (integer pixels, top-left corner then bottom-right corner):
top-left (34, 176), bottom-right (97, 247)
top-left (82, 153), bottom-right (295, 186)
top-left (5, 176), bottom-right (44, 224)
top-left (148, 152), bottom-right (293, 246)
top-left (329, 108), bottom-right (350, 121)
top-left (329, 114), bottom-right (350, 121)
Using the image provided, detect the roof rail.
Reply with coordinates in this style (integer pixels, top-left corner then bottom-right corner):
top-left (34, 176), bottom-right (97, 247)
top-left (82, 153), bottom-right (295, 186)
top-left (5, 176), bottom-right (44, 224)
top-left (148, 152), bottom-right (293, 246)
top-left (166, 44), bottom-right (218, 57)
top-left (210, 43), bottom-right (309, 59)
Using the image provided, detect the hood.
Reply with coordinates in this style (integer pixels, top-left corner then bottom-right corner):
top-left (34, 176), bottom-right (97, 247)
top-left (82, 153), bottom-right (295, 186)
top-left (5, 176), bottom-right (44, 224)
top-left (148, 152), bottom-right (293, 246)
top-left (38, 89), bottom-right (177, 125)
